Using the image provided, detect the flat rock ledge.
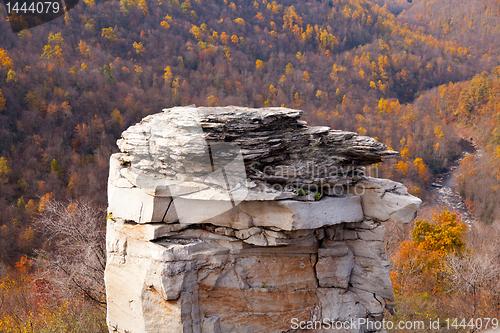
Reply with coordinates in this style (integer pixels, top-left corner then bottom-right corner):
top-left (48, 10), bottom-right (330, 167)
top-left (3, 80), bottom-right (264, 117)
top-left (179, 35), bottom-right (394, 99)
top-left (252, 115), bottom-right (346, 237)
top-left (105, 106), bottom-right (421, 333)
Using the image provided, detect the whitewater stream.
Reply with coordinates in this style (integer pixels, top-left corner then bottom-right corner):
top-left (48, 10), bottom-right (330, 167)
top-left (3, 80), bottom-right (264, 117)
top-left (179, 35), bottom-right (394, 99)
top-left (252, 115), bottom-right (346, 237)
top-left (431, 151), bottom-right (477, 228)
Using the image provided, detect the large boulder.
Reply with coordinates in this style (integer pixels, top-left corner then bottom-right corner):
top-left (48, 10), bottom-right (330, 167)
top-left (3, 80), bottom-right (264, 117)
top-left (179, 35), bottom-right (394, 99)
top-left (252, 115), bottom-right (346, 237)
top-left (105, 106), bottom-right (420, 333)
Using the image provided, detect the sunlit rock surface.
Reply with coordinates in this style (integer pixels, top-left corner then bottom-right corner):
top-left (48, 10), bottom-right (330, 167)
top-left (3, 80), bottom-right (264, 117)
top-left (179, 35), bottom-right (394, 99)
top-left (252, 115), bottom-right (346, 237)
top-left (106, 106), bottom-right (420, 333)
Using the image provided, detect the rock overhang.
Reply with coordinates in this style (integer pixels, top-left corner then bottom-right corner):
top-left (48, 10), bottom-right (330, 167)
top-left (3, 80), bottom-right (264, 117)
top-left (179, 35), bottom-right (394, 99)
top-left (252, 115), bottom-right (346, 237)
top-left (105, 106), bottom-right (422, 333)
top-left (108, 105), bottom-right (415, 229)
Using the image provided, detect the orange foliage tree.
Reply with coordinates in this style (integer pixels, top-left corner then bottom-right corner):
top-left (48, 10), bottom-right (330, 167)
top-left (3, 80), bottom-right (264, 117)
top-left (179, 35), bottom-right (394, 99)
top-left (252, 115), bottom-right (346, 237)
top-left (391, 208), bottom-right (467, 295)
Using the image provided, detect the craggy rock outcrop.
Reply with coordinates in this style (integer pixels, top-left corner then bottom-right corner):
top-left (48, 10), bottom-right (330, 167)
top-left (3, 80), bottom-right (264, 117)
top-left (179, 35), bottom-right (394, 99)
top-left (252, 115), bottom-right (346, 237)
top-left (115, 106), bottom-right (398, 199)
top-left (105, 106), bottom-right (421, 333)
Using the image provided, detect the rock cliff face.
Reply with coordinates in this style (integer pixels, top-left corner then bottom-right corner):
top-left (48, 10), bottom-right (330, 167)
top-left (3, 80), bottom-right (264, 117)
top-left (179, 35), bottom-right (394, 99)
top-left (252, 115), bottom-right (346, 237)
top-left (105, 106), bottom-right (421, 333)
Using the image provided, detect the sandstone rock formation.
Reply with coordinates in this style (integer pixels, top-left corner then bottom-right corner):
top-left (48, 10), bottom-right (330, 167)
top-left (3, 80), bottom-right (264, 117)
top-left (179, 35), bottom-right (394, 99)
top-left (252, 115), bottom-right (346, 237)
top-left (106, 106), bottom-right (421, 333)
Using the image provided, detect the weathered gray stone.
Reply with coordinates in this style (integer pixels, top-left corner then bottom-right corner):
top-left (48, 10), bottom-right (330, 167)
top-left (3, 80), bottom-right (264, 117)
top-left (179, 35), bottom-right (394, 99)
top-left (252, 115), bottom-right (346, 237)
top-left (116, 106), bottom-right (398, 192)
top-left (106, 107), bottom-right (422, 333)
top-left (318, 243), bottom-right (349, 257)
top-left (316, 288), bottom-right (367, 322)
top-left (346, 239), bottom-right (386, 260)
top-left (108, 182), bottom-right (172, 223)
top-left (316, 247), bottom-right (354, 289)
top-left (384, 192), bottom-right (421, 223)
top-left (349, 287), bottom-right (386, 320)
top-left (243, 232), bottom-right (268, 246)
top-left (202, 316), bottom-right (222, 333)
top-left (350, 178), bottom-right (422, 223)
top-left (214, 227), bottom-right (236, 237)
top-left (356, 226), bottom-right (386, 241)
top-left (243, 196), bottom-right (364, 230)
top-left (109, 186), bottom-right (364, 229)
top-left (343, 229), bottom-right (358, 240)
top-left (350, 256), bottom-right (394, 301)
top-left (110, 220), bottom-right (188, 241)
top-left (349, 219), bottom-right (381, 230)
top-left (235, 227), bottom-right (262, 240)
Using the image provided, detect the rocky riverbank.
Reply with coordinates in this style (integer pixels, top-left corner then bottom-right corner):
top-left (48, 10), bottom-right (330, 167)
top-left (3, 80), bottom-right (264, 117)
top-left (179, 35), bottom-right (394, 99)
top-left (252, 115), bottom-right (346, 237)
top-left (431, 146), bottom-right (478, 227)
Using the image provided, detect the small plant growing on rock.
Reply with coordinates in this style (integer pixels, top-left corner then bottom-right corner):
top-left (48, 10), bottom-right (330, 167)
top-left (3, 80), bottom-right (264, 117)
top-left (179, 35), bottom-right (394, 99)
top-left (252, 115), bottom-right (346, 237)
top-left (296, 188), bottom-right (306, 196)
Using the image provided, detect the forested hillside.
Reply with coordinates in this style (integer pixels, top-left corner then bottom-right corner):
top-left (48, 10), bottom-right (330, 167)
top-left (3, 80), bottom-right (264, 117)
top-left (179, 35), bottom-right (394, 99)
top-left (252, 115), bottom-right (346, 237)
top-left (401, 0), bottom-right (500, 57)
top-left (0, 0), bottom-right (495, 263)
top-left (1, 0), bottom-right (500, 330)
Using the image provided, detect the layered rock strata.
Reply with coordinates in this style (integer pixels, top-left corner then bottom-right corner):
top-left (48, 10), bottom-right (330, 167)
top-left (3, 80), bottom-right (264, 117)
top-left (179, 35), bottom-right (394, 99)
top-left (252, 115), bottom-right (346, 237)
top-left (106, 106), bottom-right (421, 333)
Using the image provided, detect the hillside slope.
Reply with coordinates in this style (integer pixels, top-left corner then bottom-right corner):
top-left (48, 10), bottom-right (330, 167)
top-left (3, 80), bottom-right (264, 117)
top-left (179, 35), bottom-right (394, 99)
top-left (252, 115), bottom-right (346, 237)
top-left (0, 0), bottom-right (497, 261)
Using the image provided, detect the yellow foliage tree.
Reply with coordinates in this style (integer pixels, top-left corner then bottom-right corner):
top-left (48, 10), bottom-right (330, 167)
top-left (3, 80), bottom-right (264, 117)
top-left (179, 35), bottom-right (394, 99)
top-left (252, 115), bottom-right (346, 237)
top-left (220, 32), bottom-right (229, 45)
top-left (255, 59), bottom-right (263, 70)
top-left (414, 157), bottom-right (428, 180)
top-left (296, 51), bottom-right (304, 63)
top-left (391, 208), bottom-right (467, 294)
top-left (133, 41), bottom-right (145, 55)
top-left (189, 25), bottom-right (203, 41)
top-left (223, 46), bottom-right (231, 61)
top-left (138, 0), bottom-right (149, 15)
top-left (181, 0), bottom-right (191, 13)
top-left (357, 126), bottom-right (367, 136)
top-left (302, 71), bottom-right (310, 83)
top-left (434, 125), bottom-right (444, 138)
top-left (41, 45), bottom-right (64, 65)
top-left (110, 109), bottom-right (123, 127)
top-left (401, 147), bottom-right (411, 159)
top-left (78, 40), bottom-right (90, 58)
top-left (0, 89), bottom-right (5, 111)
top-left (0, 157), bottom-right (10, 183)
top-left (164, 66), bottom-right (172, 84)
top-left (396, 160), bottom-right (409, 175)
top-left (6, 69), bottom-right (18, 83)
top-left (102, 27), bottom-right (117, 41)
top-left (234, 18), bottom-right (245, 26)
top-left (342, 5), bottom-right (351, 18)
top-left (207, 94), bottom-right (218, 106)
top-left (48, 32), bottom-right (64, 46)
top-left (161, 16), bottom-right (172, 29)
top-left (0, 49), bottom-right (13, 70)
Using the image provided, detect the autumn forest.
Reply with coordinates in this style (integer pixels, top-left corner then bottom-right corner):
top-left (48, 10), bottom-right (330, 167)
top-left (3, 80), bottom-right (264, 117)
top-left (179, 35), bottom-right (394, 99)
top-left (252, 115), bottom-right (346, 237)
top-left (1, 0), bottom-right (500, 330)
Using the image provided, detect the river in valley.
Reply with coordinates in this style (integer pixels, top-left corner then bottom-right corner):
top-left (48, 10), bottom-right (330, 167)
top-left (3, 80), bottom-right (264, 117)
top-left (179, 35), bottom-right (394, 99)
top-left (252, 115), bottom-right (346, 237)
top-left (430, 148), bottom-right (478, 228)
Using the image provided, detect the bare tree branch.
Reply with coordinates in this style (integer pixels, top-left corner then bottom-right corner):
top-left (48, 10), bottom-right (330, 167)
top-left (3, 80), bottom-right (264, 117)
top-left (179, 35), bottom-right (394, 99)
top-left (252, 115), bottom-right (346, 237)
top-left (34, 198), bottom-right (107, 308)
